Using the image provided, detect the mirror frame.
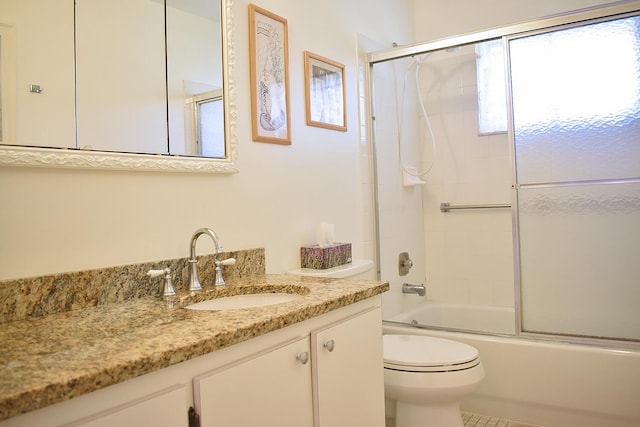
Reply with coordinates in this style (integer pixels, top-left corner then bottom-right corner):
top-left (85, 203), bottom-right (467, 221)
top-left (0, 0), bottom-right (238, 174)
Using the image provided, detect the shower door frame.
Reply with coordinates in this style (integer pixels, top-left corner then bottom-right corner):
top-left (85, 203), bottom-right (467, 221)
top-left (367, 0), bottom-right (640, 349)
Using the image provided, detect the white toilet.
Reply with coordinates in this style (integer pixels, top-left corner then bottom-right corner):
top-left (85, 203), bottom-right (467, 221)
top-left (383, 334), bottom-right (485, 427)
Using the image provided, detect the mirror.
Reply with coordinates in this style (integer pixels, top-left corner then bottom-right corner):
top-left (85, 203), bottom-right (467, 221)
top-left (0, 0), bottom-right (237, 173)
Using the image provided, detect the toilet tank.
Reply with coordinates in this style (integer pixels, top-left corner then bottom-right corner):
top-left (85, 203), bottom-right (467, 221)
top-left (286, 259), bottom-right (375, 280)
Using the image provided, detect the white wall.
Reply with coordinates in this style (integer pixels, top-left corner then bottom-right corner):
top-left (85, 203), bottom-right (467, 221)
top-left (416, 45), bottom-right (514, 307)
top-left (0, 0), bottom-right (415, 281)
top-left (413, 0), bottom-right (628, 41)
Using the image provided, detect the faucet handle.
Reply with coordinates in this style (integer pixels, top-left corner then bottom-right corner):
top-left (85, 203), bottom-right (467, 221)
top-left (214, 258), bottom-right (236, 286)
top-left (147, 268), bottom-right (176, 297)
top-left (147, 269), bottom-right (166, 278)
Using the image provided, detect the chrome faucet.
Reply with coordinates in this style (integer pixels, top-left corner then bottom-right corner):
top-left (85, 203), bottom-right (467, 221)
top-left (402, 282), bottom-right (426, 297)
top-left (188, 228), bottom-right (224, 292)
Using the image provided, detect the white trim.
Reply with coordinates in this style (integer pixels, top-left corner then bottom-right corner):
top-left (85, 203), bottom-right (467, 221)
top-left (0, 146), bottom-right (237, 173)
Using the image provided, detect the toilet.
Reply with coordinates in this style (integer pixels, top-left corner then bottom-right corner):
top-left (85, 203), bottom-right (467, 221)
top-left (383, 334), bottom-right (485, 427)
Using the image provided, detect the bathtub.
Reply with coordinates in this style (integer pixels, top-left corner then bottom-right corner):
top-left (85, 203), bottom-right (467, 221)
top-left (383, 301), bottom-right (640, 427)
top-left (389, 301), bottom-right (516, 335)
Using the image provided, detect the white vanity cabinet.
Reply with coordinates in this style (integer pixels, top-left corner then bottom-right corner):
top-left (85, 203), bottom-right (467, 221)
top-left (65, 385), bottom-right (189, 427)
top-left (1, 298), bottom-right (384, 427)
top-left (0, 380), bottom-right (192, 427)
top-left (312, 308), bottom-right (385, 427)
top-left (194, 336), bottom-right (314, 427)
top-left (194, 307), bottom-right (385, 427)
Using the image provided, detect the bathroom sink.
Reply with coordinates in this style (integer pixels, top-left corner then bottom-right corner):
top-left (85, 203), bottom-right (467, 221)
top-left (185, 293), bottom-right (303, 311)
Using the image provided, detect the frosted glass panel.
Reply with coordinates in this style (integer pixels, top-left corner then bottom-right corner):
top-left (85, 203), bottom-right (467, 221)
top-left (510, 16), bottom-right (640, 184)
top-left (518, 182), bottom-right (640, 340)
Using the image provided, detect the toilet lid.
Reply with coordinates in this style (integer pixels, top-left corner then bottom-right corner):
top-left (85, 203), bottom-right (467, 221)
top-left (383, 335), bottom-right (480, 372)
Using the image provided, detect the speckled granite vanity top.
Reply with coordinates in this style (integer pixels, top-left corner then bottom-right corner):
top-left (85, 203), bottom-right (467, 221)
top-left (0, 249), bottom-right (388, 420)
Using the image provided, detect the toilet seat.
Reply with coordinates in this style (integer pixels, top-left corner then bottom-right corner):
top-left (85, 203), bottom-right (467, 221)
top-left (383, 335), bottom-right (480, 372)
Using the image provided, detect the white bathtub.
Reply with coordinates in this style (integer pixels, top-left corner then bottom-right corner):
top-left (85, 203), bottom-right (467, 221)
top-left (389, 301), bottom-right (516, 335)
top-left (384, 302), bottom-right (640, 427)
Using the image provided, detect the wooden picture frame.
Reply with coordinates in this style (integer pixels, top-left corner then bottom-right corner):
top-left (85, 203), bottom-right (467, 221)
top-left (304, 51), bottom-right (346, 132)
top-left (249, 4), bottom-right (291, 144)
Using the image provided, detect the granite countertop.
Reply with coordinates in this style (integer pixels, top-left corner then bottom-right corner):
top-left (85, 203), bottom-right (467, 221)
top-left (0, 273), bottom-right (388, 421)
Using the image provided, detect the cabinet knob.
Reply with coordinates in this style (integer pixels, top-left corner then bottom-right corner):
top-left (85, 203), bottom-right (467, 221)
top-left (323, 339), bottom-right (335, 352)
top-left (296, 351), bottom-right (309, 365)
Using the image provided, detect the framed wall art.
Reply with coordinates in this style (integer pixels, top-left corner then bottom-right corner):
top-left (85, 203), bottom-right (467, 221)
top-left (304, 51), bottom-right (346, 132)
top-left (249, 4), bottom-right (291, 144)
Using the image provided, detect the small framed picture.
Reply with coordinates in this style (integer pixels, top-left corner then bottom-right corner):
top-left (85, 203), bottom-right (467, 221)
top-left (304, 51), bottom-right (346, 132)
top-left (249, 4), bottom-right (291, 144)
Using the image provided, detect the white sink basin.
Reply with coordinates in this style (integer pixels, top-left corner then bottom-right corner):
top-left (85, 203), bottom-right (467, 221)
top-left (185, 293), bottom-right (303, 311)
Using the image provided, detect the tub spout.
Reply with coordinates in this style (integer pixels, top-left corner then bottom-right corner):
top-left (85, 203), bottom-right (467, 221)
top-left (402, 282), bottom-right (426, 297)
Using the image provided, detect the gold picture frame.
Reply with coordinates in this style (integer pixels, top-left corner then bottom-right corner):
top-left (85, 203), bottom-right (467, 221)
top-left (304, 51), bottom-right (346, 132)
top-left (249, 4), bottom-right (291, 145)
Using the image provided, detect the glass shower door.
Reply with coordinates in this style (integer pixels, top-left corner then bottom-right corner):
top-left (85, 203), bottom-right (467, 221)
top-left (509, 14), bottom-right (640, 341)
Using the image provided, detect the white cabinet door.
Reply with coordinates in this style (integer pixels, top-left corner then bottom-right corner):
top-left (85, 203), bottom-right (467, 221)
top-left (311, 307), bottom-right (385, 427)
top-left (66, 385), bottom-right (188, 427)
top-left (194, 336), bottom-right (313, 427)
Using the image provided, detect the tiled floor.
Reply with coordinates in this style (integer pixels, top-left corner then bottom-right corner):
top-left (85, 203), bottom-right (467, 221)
top-left (386, 412), bottom-right (543, 427)
top-left (462, 412), bottom-right (543, 427)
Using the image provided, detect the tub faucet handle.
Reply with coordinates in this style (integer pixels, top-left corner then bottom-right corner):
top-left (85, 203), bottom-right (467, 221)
top-left (399, 252), bottom-right (414, 276)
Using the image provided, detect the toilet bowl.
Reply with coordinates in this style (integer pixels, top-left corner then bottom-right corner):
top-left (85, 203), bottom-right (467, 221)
top-left (383, 334), bottom-right (485, 427)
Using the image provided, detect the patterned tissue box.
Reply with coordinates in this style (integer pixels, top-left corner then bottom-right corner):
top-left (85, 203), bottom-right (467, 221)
top-left (300, 243), bottom-right (352, 269)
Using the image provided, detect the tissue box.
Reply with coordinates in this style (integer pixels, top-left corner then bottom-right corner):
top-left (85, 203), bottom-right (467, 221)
top-left (301, 243), bottom-right (352, 269)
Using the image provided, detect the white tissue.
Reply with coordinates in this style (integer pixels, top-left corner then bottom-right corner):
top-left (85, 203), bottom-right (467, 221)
top-left (316, 222), bottom-right (335, 247)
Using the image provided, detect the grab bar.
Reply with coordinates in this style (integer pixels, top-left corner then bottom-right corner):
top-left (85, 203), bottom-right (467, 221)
top-left (440, 202), bottom-right (511, 213)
